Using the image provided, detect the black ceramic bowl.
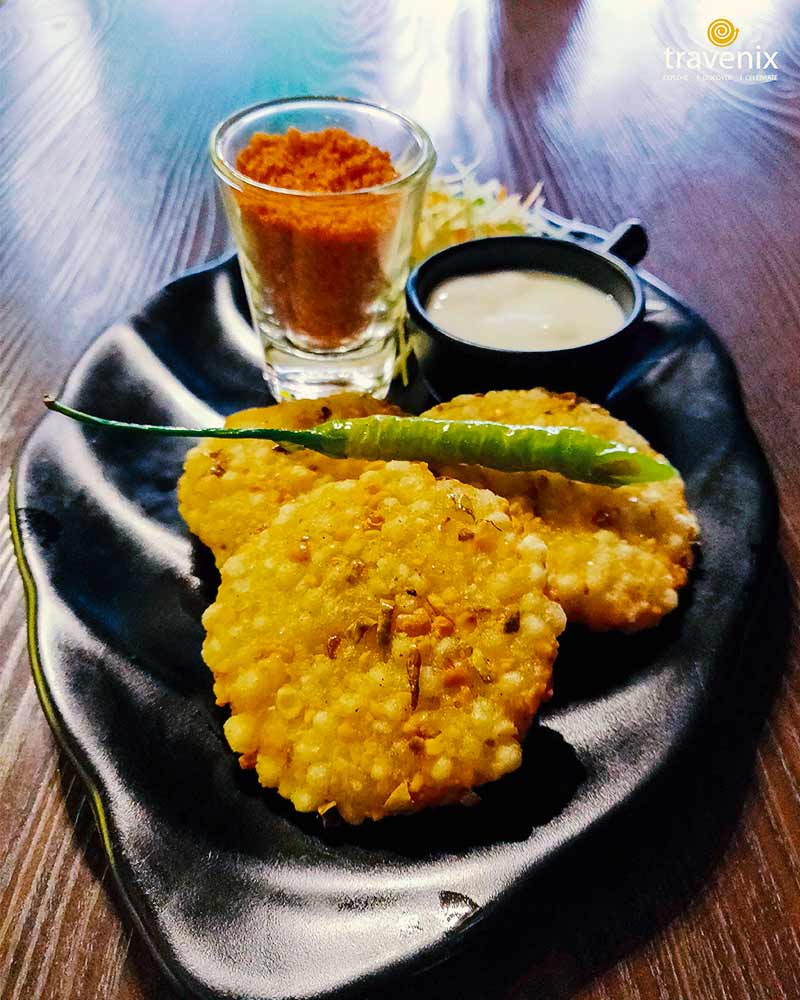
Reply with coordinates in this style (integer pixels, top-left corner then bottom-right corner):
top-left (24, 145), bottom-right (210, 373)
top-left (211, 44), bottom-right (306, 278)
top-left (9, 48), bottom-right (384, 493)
top-left (406, 220), bottom-right (648, 400)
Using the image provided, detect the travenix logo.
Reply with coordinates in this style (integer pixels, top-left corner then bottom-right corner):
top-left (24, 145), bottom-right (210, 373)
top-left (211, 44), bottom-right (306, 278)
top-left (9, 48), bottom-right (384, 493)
top-left (707, 18), bottom-right (739, 47)
top-left (664, 19), bottom-right (778, 84)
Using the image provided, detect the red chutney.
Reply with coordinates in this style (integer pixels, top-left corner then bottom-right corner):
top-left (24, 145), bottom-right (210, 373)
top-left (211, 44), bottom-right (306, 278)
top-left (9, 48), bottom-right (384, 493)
top-left (233, 127), bottom-right (399, 349)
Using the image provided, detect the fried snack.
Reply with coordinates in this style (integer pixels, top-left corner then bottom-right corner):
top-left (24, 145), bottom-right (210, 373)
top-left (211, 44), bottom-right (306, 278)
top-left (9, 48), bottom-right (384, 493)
top-left (202, 462), bottom-right (566, 823)
top-left (178, 394), bottom-right (403, 566)
top-left (423, 390), bottom-right (699, 632)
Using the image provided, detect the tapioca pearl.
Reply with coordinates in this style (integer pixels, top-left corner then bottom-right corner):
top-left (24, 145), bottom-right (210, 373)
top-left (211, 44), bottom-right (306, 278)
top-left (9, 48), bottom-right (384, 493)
top-left (498, 670), bottom-right (524, 692)
top-left (204, 636), bottom-right (222, 658)
top-left (528, 563), bottom-right (547, 588)
top-left (293, 739), bottom-right (322, 764)
top-left (275, 684), bottom-right (302, 718)
top-left (222, 552), bottom-right (249, 577)
top-left (224, 714), bottom-right (257, 752)
top-left (493, 743), bottom-right (522, 774)
top-left (306, 763), bottom-right (329, 787)
top-left (291, 789), bottom-right (315, 812)
top-left (423, 734), bottom-right (445, 756)
top-left (256, 755), bottom-right (282, 785)
top-left (430, 757), bottom-right (453, 782)
top-left (370, 758), bottom-right (391, 781)
top-left (518, 534), bottom-right (547, 558)
top-left (513, 611), bottom-right (540, 635)
top-left (470, 698), bottom-right (492, 722)
top-left (273, 504), bottom-right (295, 526)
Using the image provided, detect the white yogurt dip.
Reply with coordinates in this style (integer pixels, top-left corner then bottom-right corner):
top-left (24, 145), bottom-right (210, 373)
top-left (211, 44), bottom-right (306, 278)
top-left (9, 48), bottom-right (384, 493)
top-left (427, 269), bottom-right (625, 351)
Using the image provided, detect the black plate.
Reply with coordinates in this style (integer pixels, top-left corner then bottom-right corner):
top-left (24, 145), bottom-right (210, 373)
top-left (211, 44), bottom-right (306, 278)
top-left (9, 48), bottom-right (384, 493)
top-left (10, 231), bottom-right (776, 1000)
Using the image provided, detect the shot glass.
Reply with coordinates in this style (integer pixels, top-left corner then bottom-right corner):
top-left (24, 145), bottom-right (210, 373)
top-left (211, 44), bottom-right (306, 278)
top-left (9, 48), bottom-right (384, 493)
top-left (210, 97), bottom-right (435, 400)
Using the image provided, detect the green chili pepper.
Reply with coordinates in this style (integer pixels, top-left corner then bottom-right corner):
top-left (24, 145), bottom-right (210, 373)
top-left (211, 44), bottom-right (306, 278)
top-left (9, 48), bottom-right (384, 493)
top-left (43, 396), bottom-right (676, 487)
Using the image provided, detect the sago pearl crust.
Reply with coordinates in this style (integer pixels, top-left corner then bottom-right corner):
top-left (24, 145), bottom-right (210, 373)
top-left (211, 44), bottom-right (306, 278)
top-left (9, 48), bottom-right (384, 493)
top-left (423, 389), bottom-right (699, 632)
top-left (178, 393), bottom-right (403, 567)
top-left (202, 462), bottom-right (566, 824)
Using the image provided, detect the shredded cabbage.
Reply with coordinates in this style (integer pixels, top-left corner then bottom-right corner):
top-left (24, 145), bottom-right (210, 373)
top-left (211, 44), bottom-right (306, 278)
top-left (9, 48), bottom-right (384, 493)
top-left (411, 159), bottom-right (553, 266)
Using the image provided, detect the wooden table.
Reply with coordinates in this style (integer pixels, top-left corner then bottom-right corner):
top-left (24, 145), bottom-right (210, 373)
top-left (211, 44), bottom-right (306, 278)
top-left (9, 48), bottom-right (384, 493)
top-left (2, 1), bottom-right (799, 997)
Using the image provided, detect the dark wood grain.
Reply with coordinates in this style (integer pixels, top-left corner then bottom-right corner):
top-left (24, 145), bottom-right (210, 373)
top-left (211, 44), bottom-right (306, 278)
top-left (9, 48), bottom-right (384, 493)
top-left (1, 0), bottom-right (799, 997)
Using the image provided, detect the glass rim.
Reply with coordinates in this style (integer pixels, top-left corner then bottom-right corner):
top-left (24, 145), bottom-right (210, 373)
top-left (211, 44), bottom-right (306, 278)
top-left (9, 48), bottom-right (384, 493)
top-left (209, 95), bottom-right (436, 198)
